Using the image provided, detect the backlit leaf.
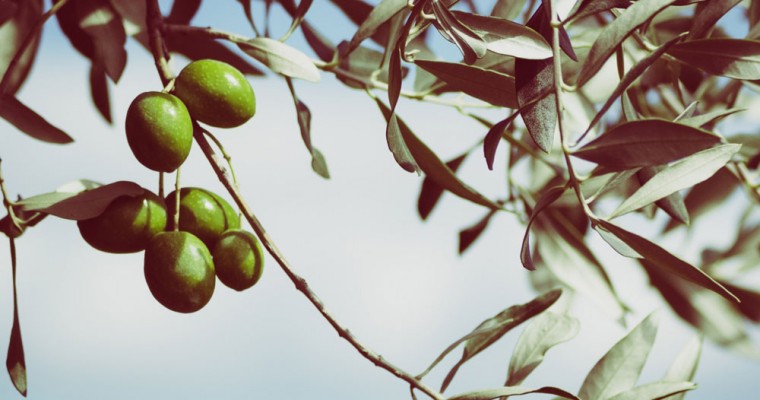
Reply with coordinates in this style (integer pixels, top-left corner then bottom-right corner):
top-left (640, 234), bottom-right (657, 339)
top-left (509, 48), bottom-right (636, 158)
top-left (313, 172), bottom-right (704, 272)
top-left (578, 313), bottom-right (659, 400)
top-left (448, 386), bottom-right (579, 400)
top-left (347, 0), bottom-right (406, 53)
top-left (662, 335), bottom-right (702, 400)
top-left (239, 37), bottom-right (320, 82)
top-left (576, 0), bottom-right (676, 86)
top-left (415, 60), bottom-right (517, 107)
top-left (668, 39), bottom-right (760, 80)
top-left (636, 166), bottom-right (689, 224)
top-left (597, 220), bottom-right (738, 302)
top-left (607, 381), bottom-right (696, 400)
top-left (573, 119), bottom-right (722, 170)
top-left (0, 94), bottom-right (73, 144)
top-left (610, 144), bottom-right (740, 218)
top-left (507, 311), bottom-right (579, 386)
top-left (431, 2), bottom-right (487, 64)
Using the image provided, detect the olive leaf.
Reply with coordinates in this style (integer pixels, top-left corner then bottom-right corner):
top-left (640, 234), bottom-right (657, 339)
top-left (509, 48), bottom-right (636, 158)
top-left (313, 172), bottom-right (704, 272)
top-left (667, 39), bottom-right (760, 80)
top-left (0, 94), bottom-right (73, 144)
top-left (17, 181), bottom-right (143, 220)
top-left (238, 37), bottom-right (321, 82)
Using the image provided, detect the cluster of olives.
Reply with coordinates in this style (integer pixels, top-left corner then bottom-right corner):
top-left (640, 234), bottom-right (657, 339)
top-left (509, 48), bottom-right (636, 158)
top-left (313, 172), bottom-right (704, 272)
top-left (77, 60), bottom-right (263, 313)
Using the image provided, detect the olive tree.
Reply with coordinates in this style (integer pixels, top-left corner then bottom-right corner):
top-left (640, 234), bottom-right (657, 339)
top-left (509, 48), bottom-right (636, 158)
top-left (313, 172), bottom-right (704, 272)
top-left (1, 0), bottom-right (759, 398)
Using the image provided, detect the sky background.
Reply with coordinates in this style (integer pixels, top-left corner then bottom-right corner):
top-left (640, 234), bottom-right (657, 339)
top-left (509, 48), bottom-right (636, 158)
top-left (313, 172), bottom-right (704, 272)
top-left (0, 0), bottom-right (759, 399)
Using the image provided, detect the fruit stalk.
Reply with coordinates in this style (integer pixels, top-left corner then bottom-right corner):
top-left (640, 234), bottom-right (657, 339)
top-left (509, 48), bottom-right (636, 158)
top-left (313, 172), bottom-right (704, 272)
top-left (144, 2), bottom-right (444, 398)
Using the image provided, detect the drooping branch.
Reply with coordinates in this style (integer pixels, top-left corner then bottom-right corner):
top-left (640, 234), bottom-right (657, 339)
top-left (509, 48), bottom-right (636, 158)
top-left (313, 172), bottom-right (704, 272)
top-left (143, 2), bottom-right (445, 399)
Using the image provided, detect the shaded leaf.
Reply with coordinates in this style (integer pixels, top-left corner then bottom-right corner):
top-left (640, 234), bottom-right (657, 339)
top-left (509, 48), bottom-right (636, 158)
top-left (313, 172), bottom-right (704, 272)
top-left (484, 114), bottom-right (517, 170)
top-left (636, 166), bottom-right (689, 224)
top-left (579, 313), bottom-right (659, 400)
top-left (286, 78), bottom-right (329, 179)
top-left (6, 240), bottom-right (26, 396)
top-left (568, 0), bottom-right (633, 22)
top-left (164, 31), bottom-right (264, 75)
top-left (18, 181), bottom-right (143, 220)
top-left (418, 154), bottom-right (467, 220)
top-left (431, 1), bottom-right (487, 65)
top-left (610, 144), bottom-right (740, 218)
top-left (0, 0), bottom-right (41, 95)
top-left (346, 0), bottom-right (405, 53)
top-left (166, 0), bottom-right (202, 24)
top-left (329, 0), bottom-right (391, 48)
top-left (581, 34), bottom-right (684, 139)
top-left (418, 290), bottom-right (561, 380)
top-left (507, 312), bottom-right (579, 386)
top-left (663, 335), bottom-right (702, 400)
top-left (415, 60), bottom-right (516, 107)
top-left (663, 167), bottom-right (737, 232)
top-left (458, 209), bottom-right (496, 254)
top-left (515, 7), bottom-right (556, 153)
top-left (607, 381), bottom-right (696, 400)
top-left (238, 37), bottom-right (320, 82)
top-left (520, 186), bottom-right (566, 271)
top-left (576, 0), bottom-right (676, 86)
top-left (667, 39), bottom-right (760, 80)
top-left (686, 0), bottom-right (741, 40)
top-left (448, 386), bottom-right (579, 400)
top-left (490, 0), bottom-right (527, 20)
top-left (89, 62), bottom-right (111, 124)
top-left (376, 99), bottom-right (501, 210)
top-left (596, 219), bottom-right (738, 302)
top-left (77, 0), bottom-right (127, 82)
top-left (719, 282), bottom-right (760, 323)
top-left (452, 11), bottom-right (551, 60)
top-left (573, 119), bottom-right (722, 170)
top-left (0, 94), bottom-right (73, 143)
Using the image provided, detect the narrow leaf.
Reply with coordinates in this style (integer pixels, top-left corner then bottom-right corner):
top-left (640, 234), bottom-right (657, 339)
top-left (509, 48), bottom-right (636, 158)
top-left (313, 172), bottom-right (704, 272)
top-left (431, 2), bottom-right (487, 64)
top-left (89, 62), bottom-right (112, 123)
top-left (579, 313), bottom-right (659, 400)
top-left (418, 154), bottom-right (467, 220)
top-left (286, 78), bottom-right (330, 179)
top-left (6, 240), bottom-right (26, 396)
top-left (458, 210), bottom-right (496, 254)
top-left (663, 335), bottom-right (702, 400)
top-left (0, 0), bottom-right (41, 95)
top-left (164, 31), bottom-right (264, 75)
top-left (607, 381), bottom-right (696, 400)
top-left (667, 39), bottom-right (760, 80)
top-left (376, 99), bottom-right (501, 210)
top-left (448, 386), bottom-right (579, 400)
top-left (238, 37), bottom-right (320, 82)
top-left (0, 94), bottom-right (73, 144)
top-left (596, 219), bottom-right (738, 302)
top-left (610, 144), bottom-right (740, 218)
top-left (416, 60), bottom-right (517, 108)
top-left (507, 312), bottom-right (580, 386)
top-left (452, 11), bottom-right (551, 60)
top-left (520, 186), bottom-right (566, 271)
top-left (347, 0), bottom-right (406, 53)
top-left (418, 290), bottom-right (561, 382)
top-left (678, 108), bottom-right (745, 129)
top-left (686, 0), bottom-right (741, 40)
top-left (18, 181), bottom-right (143, 220)
top-left (484, 114), bottom-right (517, 170)
top-left (78, 0), bottom-right (127, 82)
top-left (568, 0), bottom-right (633, 22)
top-left (593, 223), bottom-right (641, 258)
top-left (636, 166), bottom-right (689, 224)
top-left (573, 119), bottom-right (722, 170)
top-left (577, 0), bottom-right (676, 86)
top-left (515, 7), bottom-right (556, 153)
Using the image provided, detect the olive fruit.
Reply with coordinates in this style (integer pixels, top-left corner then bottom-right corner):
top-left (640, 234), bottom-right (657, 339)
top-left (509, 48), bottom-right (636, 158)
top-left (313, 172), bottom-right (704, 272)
top-left (78, 190), bottom-right (167, 253)
top-left (213, 230), bottom-right (264, 291)
top-left (173, 59), bottom-right (256, 128)
top-left (144, 231), bottom-right (215, 313)
top-left (166, 187), bottom-right (240, 249)
top-left (125, 92), bottom-right (193, 172)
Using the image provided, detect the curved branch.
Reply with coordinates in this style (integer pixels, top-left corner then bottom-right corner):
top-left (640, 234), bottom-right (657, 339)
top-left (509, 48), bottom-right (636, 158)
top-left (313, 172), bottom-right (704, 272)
top-left (144, 2), bottom-right (444, 399)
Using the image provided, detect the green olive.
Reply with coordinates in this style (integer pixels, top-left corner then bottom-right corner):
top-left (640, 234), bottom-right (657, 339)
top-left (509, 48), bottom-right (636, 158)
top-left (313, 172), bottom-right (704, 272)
top-left (125, 92), bottom-right (193, 172)
top-left (165, 187), bottom-right (240, 249)
top-left (213, 230), bottom-right (264, 291)
top-left (173, 59), bottom-right (256, 128)
top-left (144, 231), bottom-right (215, 313)
top-left (78, 190), bottom-right (167, 253)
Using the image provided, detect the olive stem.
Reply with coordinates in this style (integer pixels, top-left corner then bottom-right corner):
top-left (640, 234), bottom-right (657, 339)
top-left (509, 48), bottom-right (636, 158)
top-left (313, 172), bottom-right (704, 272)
top-left (147, 5), bottom-right (445, 399)
top-left (201, 129), bottom-right (239, 188)
top-left (173, 167), bottom-right (181, 232)
top-left (193, 125), bottom-right (446, 400)
top-left (158, 172), bottom-right (164, 199)
top-left (0, 159), bottom-right (22, 232)
top-left (0, 0), bottom-right (71, 94)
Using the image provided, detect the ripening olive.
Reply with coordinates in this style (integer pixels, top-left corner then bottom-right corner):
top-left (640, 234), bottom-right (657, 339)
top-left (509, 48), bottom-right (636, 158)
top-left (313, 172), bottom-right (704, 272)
top-left (213, 229), bottom-right (264, 291)
top-left (165, 187), bottom-right (240, 249)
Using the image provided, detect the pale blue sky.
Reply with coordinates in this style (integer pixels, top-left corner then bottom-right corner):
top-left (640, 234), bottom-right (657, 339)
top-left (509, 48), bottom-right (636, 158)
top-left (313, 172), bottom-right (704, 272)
top-left (0, 1), bottom-right (758, 399)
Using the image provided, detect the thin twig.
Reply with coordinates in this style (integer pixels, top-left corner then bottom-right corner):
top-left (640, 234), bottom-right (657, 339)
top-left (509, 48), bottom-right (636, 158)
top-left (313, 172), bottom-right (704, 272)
top-left (146, 3), bottom-right (444, 399)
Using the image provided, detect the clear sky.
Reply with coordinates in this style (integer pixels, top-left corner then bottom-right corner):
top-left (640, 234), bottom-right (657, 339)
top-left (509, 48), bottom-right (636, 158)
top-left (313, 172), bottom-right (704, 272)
top-left (0, 1), bottom-right (758, 399)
